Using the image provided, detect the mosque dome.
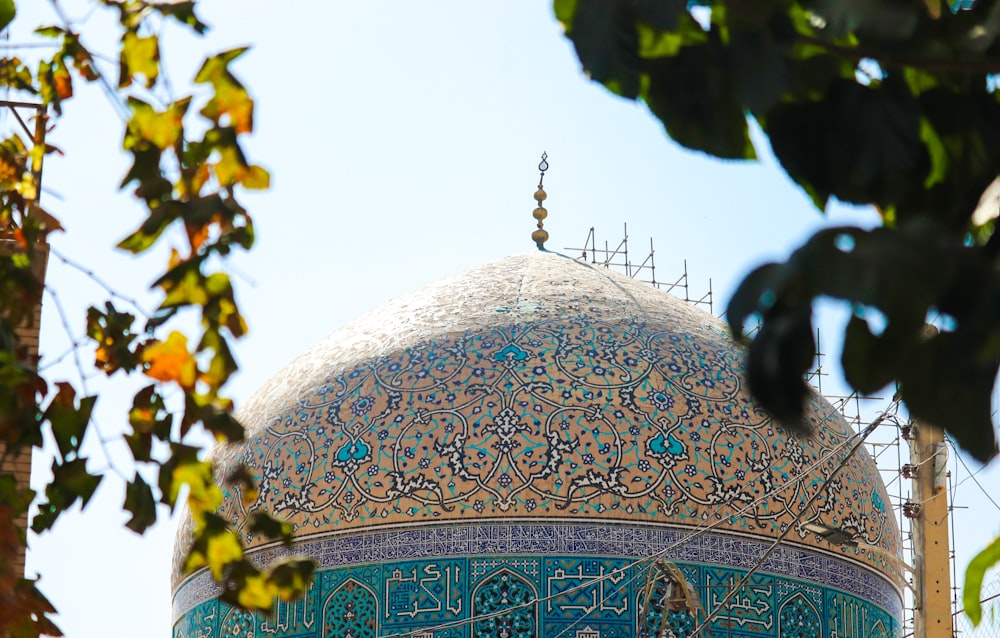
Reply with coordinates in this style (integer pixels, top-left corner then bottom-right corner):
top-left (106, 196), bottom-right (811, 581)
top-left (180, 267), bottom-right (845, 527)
top-left (172, 250), bottom-right (902, 638)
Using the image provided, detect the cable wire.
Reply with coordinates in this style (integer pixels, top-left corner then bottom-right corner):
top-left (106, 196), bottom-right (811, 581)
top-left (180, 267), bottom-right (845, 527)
top-left (949, 438), bottom-right (1000, 514)
top-left (376, 398), bottom-right (899, 638)
top-left (689, 404), bottom-right (896, 636)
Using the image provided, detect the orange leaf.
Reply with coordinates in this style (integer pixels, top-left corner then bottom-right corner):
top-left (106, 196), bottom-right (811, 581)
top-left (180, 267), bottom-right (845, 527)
top-left (141, 331), bottom-right (197, 388)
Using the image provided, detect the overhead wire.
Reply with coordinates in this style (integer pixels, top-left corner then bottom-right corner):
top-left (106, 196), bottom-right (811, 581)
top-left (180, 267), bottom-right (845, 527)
top-left (547, 560), bottom-right (654, 638)
top-left (948, 438), bottom-right (1000, 514)
top-left (689, 403), bottom-right (898, 637)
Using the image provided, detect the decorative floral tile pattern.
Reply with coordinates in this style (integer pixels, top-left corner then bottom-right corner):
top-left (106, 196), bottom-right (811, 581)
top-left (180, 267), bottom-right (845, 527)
top-left (173, 252), bottom-right (903, 637)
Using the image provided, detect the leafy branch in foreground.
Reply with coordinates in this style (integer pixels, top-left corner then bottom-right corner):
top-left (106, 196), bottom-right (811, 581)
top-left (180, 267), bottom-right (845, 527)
top-left (555, 0), bottom-right (1000, 624)
top-left (0, 2), bottom-right (312, 636)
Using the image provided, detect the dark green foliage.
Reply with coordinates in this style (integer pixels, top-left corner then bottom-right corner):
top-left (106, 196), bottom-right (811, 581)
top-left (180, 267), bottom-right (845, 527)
top-left (556, 0), bottom-right (1000, 622)
top-left (556, 0), bottom-right (1000, 457)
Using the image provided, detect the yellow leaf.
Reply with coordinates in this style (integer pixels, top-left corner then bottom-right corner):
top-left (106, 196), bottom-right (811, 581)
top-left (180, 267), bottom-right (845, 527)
top-left (172, 459), bottom-right (223, 515)
top-left (214, 146), bottom-right (247, 186)
top-left (238, 574), bottom-right (276, 610)
top-left (123, 32), bottom-right (159, 88)
top-left (206, 531), bottom-right (242, 580)
top-left (189, 163), bottom-right (211, 196)
top-left (126, 98), bottom-right (189, 150)
top-left (142, 330), bottom-right (197, 388)
top-left (161, 266), bottom-right (209, 307)
top-left (183, 548), bottom-right (206, 573)
top-left (203, 81), bottom-right (254, 134)
top-left (243, 165), bottom-right (270, 190)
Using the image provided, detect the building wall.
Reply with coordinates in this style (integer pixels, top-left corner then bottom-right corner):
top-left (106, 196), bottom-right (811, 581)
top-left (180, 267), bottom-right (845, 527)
top-left (0, 239), bottom-right (48, 577)
top-left (172, 524), bottom-right (902, 638)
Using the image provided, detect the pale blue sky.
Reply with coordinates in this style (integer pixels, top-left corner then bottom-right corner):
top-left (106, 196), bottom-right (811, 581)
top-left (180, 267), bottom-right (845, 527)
top-left (9, 2), bottom-right (1000, 636)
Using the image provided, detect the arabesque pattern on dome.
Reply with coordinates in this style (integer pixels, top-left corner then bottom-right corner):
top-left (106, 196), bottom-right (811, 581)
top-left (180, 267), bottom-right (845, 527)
top-left (220, 314), bottom-right (893, 556)
top-left (198, 252), bottom-right (897, 570)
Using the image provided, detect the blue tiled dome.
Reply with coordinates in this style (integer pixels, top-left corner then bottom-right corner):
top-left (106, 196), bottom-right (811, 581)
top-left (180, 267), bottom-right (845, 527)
top-left (172, 251), bottom-right (902, 638)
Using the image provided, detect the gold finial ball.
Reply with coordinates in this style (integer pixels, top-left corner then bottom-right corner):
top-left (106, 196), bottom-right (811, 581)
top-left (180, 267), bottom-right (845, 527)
top-left (533, 206), bottom-right (548, 221)
top-left (532, 228), bottom-right (549, 248)
top-left (534, 188), bottom-right (547, 202)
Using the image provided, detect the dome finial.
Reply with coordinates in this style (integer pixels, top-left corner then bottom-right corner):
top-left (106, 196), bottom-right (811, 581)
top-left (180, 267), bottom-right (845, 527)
top-left (532, 152), bottom-right (549, 250)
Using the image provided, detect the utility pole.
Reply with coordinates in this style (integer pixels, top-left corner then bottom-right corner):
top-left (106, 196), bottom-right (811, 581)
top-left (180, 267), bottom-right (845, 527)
top-left (907, 420), bottom-right (953, 638)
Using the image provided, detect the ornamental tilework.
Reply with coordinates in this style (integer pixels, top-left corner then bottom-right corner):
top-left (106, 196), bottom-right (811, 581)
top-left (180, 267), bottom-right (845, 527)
top-left (171, 252), bottom-right (905, 638)
top-left (212, 314), bottom-right (896, 558)
top-left (174, 524), bottom-right (902, 624)
top-left (778, 594), bottom-right (822, 638)
top-left (472, 570), bottom-right (538, 638)
top-left (703, 568), bottom-right (776, 635)
top-left (173, 551), bottom-right (901, 638)
top-left (323, 580), bottom-right (378, 638)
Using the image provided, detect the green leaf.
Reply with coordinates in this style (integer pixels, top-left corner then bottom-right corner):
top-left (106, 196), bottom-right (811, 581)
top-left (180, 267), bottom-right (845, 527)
top-left (557, 0), bottom-right (643, 99)
top-left (726, 262), bottom-right (782, 341)
top-left (119, 146), bottom-right (171, 208)
top-left (814, 0), bottom-right (922, 40)
top-left (86, 302), bottom-right (139, 374)
top-left (117, 202), bottom-right (177, 253)
top-left (182, 391), bottom-right (243, 441)
top-left (904, 67), bottom-right (939, 95)
top-left (898, 332), bottom-right (999, 463)
top-left (766, 77), bottom-right (925, 210)
top-left (123, 475), bottom-right (157, 534)
top-left (53, 457), bottom-right (102, 508)
top-left (214, 145), bottom-right (248, 186)
top-left (218, 558), bottom-right (271, 611)
top-left (198, 327), bottom-right (240, 390)
top-left (745, 307), bottom-right (815, 429)
top-left (129, 384), bottom-right (172, 439)
top-left (226, 464), bottom-right (259, 507)
top-left (552, 0), bottom-right (577, 26)
top-left (34, 26), bottom-right (67, 39)
top-left (841, 313), bottom-right (896, 394)
top-left (152, 1), bottom-right (208, 34)
top-left (0, 0), bottom-right (15, 33)
top-left (44, 382), bottom-right (96, 460)
top-left (965, 534), bottom-right (1000, 626)
top-left (247, 512), bottom-right (294, 545)
top-left (266, 558), bottom-right (316, 602)
top-left (194, 47), bottom-right (248, 84)
top-left (0, 472), bottom-right (33, 513)
top-left (913, 89), bottom-right (1000, 227)
top-left (727, 20), bottom-right (792, 114)
top-left (32, 457), bottom-right (103, 532)
top-left (637, 26), bottom-right (685, 59)
top-left (636, 14), bottom-right (707, 59)
top-left (643, 40), bottom-right (756, 160)
top-left (127, 385), bottom-right (172, 461)
top-left (919, 118), bottom-right (948, 189)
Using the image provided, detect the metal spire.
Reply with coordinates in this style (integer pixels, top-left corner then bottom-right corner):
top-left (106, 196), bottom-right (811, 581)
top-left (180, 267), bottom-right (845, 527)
top-left (532, 152), bottom-right (549, 250)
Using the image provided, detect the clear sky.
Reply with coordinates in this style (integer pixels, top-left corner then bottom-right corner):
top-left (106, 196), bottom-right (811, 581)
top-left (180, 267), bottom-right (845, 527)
top-left (9, 2), bottom-right (1000, 637)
